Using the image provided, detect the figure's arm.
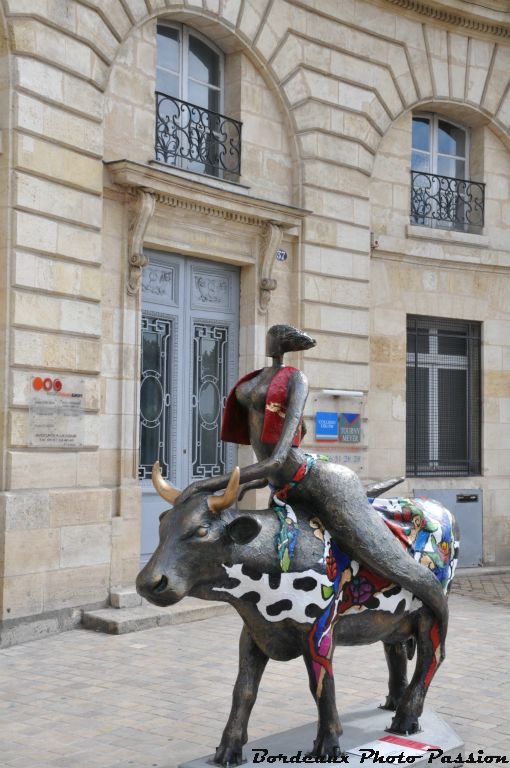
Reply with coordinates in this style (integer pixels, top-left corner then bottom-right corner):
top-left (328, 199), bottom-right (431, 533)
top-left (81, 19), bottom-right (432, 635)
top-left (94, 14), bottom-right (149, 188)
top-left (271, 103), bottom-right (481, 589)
top-left (265, 369), bottom-right (309, 468)
top-left (179, 370), bottom-right (309, 501)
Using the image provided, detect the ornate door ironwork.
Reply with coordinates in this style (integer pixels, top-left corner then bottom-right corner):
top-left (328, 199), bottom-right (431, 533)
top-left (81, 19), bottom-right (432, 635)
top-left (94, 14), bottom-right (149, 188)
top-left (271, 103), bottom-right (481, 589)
top-left (191, 323), bottom-right (229, 479)
top-left (139, 314), bottom-right (175, 481)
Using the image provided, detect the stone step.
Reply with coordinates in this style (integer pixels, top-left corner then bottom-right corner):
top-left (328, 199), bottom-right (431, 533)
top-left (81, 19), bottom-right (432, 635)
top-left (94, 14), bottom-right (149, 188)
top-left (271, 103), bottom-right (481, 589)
top-left (82, 597), bottom-right (233, 635)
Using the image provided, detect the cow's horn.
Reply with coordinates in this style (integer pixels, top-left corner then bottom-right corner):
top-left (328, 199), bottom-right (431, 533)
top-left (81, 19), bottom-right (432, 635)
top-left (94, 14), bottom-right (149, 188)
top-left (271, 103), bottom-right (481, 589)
top-left (208, 467), bottom-right (240, 515)
top-left (152, 461), bottom-right (181, 504)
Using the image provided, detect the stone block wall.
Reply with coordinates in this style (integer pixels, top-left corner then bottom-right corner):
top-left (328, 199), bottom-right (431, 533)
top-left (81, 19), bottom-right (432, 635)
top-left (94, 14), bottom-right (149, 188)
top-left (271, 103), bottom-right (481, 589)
top-left (0, 0), bottom-right (509, 640)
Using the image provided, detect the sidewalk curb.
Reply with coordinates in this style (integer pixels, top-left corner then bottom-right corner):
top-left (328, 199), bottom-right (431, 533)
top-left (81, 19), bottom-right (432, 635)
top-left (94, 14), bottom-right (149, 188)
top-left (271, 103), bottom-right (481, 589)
top-left (455, 565), bottom-right (510, 578)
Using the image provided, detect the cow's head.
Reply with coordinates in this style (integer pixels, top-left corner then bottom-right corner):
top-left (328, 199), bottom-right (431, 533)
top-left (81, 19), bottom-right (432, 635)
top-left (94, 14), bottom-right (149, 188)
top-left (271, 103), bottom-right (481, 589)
top-left (136, 463), bottom-right (261, 606)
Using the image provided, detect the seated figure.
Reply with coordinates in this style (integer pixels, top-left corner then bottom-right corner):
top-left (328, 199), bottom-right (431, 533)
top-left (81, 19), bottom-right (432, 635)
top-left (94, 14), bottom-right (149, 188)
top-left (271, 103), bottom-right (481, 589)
top-left (180, 324), bottom-right (449, 667)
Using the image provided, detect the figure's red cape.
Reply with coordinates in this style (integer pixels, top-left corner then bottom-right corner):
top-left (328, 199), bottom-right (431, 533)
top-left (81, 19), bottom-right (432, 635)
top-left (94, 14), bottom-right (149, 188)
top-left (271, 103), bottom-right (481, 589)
top-left (221, 366), bottom-right (302, 446)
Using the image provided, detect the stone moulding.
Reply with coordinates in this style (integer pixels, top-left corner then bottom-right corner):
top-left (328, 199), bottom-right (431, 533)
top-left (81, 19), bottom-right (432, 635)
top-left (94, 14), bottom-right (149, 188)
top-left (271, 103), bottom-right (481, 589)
top-left (259, 222), bottom-right (283, 314)
top-left (381, 0), bottom-right (510, 37)
top-left (150, 192), bottom-right (263, 227)
top-left (127, 189), bottom-right (156, 296)
top-left (106, 160), bottom-right (310, 301)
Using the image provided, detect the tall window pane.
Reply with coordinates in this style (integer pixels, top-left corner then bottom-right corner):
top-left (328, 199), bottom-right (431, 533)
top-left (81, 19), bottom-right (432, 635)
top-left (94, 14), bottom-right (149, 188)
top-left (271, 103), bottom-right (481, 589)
top-left (157, 26), bottom-right (180, 96)
top-left (438, 120), bottom-right (466, 156)
top-left (412, 117), bottom-right (430, 152)
top-left (188, 35), bottom-right (220, 87)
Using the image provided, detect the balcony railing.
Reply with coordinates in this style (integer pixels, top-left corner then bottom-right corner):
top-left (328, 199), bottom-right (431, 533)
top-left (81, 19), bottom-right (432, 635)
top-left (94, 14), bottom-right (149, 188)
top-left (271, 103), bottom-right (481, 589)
top-left (410, 170), bottom-right (485, 232)
top-left (155, 92), bottom-right (242, 180)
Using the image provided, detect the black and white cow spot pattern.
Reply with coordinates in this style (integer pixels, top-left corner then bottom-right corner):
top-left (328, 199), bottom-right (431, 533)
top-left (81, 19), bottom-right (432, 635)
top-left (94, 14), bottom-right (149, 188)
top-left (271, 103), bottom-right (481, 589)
top-left (214, 560), bottom-right (422, 625)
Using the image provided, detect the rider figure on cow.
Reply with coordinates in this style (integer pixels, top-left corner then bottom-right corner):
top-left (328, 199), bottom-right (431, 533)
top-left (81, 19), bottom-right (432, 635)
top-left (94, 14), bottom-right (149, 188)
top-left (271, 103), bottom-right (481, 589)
top-left (178, 324), bottom-right (449, 660)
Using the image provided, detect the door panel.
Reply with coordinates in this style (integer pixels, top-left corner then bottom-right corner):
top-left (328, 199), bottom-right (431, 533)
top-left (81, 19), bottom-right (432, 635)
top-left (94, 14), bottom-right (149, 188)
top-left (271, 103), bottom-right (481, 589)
top-left (140, 252), bottom-right (239, 562)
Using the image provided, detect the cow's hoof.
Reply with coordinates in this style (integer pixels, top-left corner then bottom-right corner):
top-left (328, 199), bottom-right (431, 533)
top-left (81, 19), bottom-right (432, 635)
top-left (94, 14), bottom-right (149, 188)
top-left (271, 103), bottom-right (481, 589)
top-left (308, 733), bottom-right (344, 759)
top-left (388, 713), bottom-right (420, 735)
top-left (213, 744), bottom-right (244, 766)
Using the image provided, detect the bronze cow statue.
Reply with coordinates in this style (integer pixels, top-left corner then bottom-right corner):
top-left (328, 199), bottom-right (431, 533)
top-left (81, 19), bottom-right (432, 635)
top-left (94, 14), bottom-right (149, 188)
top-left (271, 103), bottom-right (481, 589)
top-left (137, 464), bottom-right (459, 765)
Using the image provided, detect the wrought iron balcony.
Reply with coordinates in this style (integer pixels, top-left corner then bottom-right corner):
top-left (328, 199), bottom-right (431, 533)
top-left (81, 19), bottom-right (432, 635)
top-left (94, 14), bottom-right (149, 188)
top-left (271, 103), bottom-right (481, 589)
top-left (155, 92), bottom-right (242, 180)
top-left (410, 170), bottom-right (485, 232)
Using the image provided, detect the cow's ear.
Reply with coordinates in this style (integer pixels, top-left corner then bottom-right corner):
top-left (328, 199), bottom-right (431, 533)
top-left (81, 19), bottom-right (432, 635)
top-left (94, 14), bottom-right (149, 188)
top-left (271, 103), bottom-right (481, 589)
top-left (226, 516), bottom-right (261, 545)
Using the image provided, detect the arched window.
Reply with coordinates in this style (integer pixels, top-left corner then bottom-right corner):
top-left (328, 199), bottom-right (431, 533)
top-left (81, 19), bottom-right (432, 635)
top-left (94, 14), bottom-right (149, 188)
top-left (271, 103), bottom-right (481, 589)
top-left (412, 114), bottom-right (468, 179)
top-left (156, 24), bottom-right (223, 115)
top-left (154, 24), bottom-right (242, 179)
top-left (410, 113), bottom-right (484, 232)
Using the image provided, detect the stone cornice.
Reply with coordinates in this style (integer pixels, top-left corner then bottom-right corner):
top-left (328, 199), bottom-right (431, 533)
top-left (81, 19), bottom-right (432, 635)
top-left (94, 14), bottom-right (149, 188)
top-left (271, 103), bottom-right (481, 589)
top-left (381, 0), bottom-right (510, 38)
top-left (106, 159), bottom-right (310, 302)
top-left (105, 160), bottom-right (310, 230)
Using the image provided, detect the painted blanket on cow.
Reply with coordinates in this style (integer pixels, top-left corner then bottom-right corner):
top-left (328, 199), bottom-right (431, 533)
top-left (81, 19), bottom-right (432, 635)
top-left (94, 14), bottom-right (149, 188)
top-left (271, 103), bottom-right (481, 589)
top-left (369, 496), bottom-right (455, 589)
top-left (215, 497), bottom-right (457, 699)
top-left (308, 497), bottom-right (456, 696)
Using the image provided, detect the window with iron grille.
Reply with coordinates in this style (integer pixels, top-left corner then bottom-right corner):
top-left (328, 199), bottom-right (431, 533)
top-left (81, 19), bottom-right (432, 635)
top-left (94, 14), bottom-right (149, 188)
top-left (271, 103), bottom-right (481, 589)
top-left (410, 114), bottom-right (485, 232)
top-left (406, 316), bottom-right (481, 477)
top-left (155, 24), bottom-right (242, 180)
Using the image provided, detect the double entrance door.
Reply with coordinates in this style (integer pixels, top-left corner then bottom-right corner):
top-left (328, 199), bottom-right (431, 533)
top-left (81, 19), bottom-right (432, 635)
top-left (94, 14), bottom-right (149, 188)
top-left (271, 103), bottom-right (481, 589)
top-left (140, 251), bottom-right (239, 562)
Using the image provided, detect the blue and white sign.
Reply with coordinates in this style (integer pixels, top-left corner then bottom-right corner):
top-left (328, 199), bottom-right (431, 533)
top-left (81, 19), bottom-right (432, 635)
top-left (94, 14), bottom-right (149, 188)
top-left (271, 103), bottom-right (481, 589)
top-left (315, 411), bottom-right (339, 441)
top-left (339, 412), bottom-right (361, 443)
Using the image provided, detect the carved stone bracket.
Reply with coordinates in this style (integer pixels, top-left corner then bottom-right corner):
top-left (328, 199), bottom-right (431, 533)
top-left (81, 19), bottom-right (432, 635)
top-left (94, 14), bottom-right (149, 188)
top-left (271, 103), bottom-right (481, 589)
top-left (127, 189), bottom-right (156, 296)
top-left (258, 222), bottom-right (283, 313)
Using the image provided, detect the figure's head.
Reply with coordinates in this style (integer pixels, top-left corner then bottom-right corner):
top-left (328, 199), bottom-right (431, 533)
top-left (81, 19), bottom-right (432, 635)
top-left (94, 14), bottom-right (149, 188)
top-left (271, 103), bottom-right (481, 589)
top-left (266, 325), bottom-right (316, 357)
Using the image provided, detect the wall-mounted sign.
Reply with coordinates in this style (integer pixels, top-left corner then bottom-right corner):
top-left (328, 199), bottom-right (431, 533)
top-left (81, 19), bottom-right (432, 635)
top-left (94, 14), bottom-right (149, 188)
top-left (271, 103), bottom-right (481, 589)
top-left (276, 249), bottom-right (288, 262)
top-left (315, 411), bottom-right (339, 441)
top-left (339, 412), bottom-right (361, 443)
top-left (29, 375), bottom-right (84, 448)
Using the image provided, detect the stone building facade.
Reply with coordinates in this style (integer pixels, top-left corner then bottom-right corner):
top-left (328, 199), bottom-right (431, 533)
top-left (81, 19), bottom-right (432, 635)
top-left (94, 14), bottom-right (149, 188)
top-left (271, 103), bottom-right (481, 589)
top-left (0, 0), bottom-right (509, 645)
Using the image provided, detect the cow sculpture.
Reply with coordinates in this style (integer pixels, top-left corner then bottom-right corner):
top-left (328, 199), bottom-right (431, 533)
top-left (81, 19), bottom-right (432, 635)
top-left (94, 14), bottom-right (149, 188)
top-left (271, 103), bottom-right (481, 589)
top-left (137, 463), bottom-right (459, 765)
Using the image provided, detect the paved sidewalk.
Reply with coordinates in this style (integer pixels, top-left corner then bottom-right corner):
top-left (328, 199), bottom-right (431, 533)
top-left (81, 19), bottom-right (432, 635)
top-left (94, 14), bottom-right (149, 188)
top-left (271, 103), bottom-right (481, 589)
top-left (0, 587), bottom-right (509, 768)
top-left (452, 570), bottom-right (510, 606)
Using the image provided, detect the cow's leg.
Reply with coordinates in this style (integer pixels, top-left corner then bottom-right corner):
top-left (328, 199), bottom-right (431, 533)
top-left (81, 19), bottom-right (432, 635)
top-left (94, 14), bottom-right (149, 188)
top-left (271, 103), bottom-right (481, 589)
top-left (381, 642), bottom-right (409, 711)
top-left (302, 650), bottom-right (343, 757)
top-left (389, 611), bottom-right (443, 735)
top-left (214, 625), bottom-right (268, 767)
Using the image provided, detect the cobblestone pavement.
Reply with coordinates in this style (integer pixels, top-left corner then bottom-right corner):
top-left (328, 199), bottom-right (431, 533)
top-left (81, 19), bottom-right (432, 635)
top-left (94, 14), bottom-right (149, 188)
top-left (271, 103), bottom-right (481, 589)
top-left (451, 570), bottom-right (510, 606)
top-left (0, 585), bottom-right (509, 768)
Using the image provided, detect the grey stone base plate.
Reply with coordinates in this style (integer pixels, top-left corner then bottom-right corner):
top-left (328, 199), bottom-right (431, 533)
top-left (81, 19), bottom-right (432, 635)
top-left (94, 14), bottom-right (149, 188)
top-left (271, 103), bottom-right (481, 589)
top-left (180, 704), bottom-right (463, 768)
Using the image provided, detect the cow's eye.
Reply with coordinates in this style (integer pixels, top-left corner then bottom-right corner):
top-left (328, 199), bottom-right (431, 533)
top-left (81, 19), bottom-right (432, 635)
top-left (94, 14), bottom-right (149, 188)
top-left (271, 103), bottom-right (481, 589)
top-left (196, 526), bottom-right (209, 538)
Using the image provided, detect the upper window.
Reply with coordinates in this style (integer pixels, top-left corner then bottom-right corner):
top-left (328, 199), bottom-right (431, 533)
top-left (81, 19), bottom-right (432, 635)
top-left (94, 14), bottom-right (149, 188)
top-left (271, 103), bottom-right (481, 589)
top-left (156, 24), bottom-right (222, 114)
top-left (406, 316), bottom-right (481, 477)
top-left (412, 115), bottom-right (468, 180)
top-left (410, 114), bottom-right (485, 232)
top-left (155, 24), bottom-right (242, 180)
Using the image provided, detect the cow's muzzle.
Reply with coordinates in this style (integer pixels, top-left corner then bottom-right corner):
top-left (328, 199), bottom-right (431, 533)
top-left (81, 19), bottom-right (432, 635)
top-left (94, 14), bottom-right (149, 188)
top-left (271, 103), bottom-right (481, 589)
top-left (136, 568), bottom-right (182, 606)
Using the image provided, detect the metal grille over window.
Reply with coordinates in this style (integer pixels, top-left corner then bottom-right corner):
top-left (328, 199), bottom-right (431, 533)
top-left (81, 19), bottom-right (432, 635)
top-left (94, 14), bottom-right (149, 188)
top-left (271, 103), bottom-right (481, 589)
top-left (155, 93), bottom-right (242, 178)
top-left (406, 316), bottom-right (481, 477)
top-left (410, 172), bottom-right (485, 232)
